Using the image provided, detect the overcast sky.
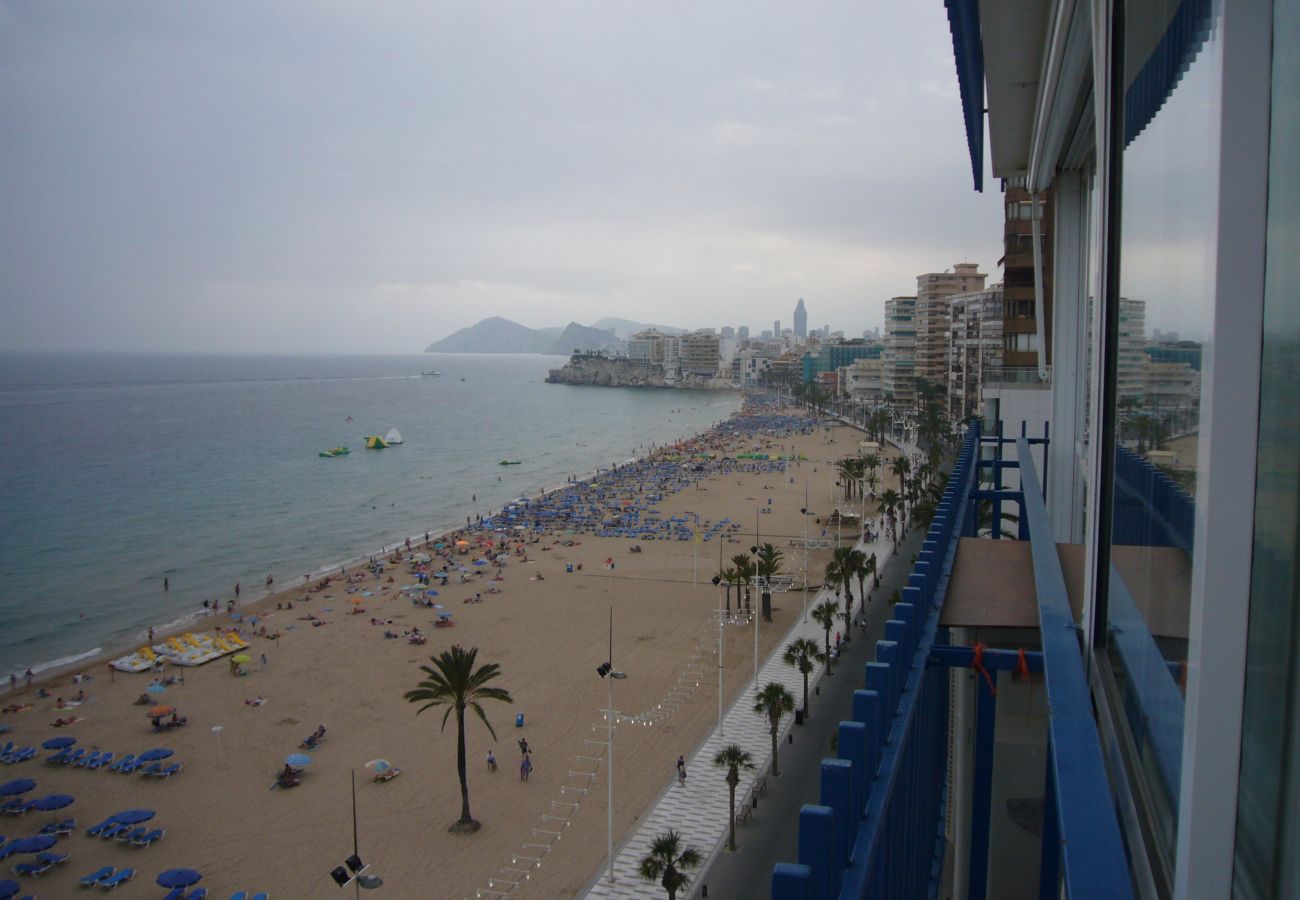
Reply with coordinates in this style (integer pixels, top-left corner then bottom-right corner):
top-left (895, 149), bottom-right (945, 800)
top-left (1, 1), bottom-right (1005, 354)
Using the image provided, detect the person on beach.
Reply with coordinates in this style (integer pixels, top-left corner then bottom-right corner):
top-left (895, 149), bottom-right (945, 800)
top-left (164, 576), bottom-right (169, 591)
top-left (266, 574), bottom-right (273, 586)
top-left (520, 756), bottom-right (533, 780)
top-left (486, 750), bottom-right (497, 772)
top-left (24, 669), bottom-right (33, 688)
top-left (518, 737), bottom-right (530, 758)
top-left (677, 755), bottom-right (687, 785)
top-left (235, 582), bottom-right (241, 597)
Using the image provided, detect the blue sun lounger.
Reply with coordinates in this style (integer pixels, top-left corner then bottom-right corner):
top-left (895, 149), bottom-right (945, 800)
top-left (127, 827), bottom-right (163, 848)
top-left (76, 750), bottom-right (101, 769)
top-left (89, 751), bottom-right (114, 771)
top-left (98, 822), bottom-right (128, 840)
top-left (85, 818), bottom-right (116, 837)
top-left (98, 866), bottom-right (134, 890)
top-left (157, 763), bottom-right (182, 779)
top-left (13, 858), bottom-right (53, 877)
top-left (114, 827), bottom-right (146, 844)
top-left (137, 763), bottom-right (163, 778)
top-left (78, 864), bottom-right (114, 885)
top-left (108, 754), bottom-right (134, 772)
top-left (38, 818), bottom-right (74, 836)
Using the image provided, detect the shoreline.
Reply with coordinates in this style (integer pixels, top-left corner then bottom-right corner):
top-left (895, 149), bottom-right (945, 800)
top-left (3, 416), bottom-right (737, 694)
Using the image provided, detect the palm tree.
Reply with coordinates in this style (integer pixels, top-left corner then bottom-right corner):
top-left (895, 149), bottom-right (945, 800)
top-left (880, 488), bottom-right (901, 548)
top-left (840, 547), bottom-right (868, 636)
top-left (638, 829), bottom-right (702, 900)
top-left (754, 682), bottom-right (796, 776)
top-left (856, 552), bottom-right (876, 605)
top-left (713, 743), bottom-right (756, 851)
top-left (717, 566), bottom-right (739, 616)
top-left (891, 454), bottom-right (911, 494)
top-left (404, 646), bottom-right (513, 833)
top-left (783, 637), bottom-right (824, 719)
top-left (812, 600), bottom-right (840, 675)
top-left (731, 553), bottom-right (755, 615)
top-left (754, 543), bottom-right (784, 623)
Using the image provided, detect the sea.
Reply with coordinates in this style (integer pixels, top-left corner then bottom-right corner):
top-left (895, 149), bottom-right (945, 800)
top-left (0, 352), bottom-right (741, 678)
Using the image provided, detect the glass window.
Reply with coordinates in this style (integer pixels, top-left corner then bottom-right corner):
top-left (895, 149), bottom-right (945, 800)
top-left (1105, 0), bottom-right (1220, 885)
top-left (1234, 0), bottom-right (1300, 893)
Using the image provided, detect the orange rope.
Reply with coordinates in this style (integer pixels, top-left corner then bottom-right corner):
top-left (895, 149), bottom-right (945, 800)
top-left (971, 642), bottom-right (997, 695)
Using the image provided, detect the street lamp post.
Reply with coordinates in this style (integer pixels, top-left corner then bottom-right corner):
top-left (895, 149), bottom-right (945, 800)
top-left (596, 607), bottom-right (626, 885)
top-left (712, 574), bottom-right (725, 737)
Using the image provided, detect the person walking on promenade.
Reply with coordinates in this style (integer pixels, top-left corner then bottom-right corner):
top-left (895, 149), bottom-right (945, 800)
top-left (677, 755), bottom-right (687, 785)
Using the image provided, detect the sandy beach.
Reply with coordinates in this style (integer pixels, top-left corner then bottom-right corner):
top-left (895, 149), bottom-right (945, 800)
top-left (0, 404), bottom-right (896, 898)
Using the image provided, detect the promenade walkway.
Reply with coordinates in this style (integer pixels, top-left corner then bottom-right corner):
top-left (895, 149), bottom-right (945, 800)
top-left (581, 530), bottom-right (895, 899)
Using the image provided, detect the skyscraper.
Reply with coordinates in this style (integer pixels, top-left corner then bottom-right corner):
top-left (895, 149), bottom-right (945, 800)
top-left (793, 298), bottom-right (807, 338)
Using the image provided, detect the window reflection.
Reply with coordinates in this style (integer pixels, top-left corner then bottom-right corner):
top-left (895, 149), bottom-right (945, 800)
top-left (1109, 0), bottom-right (1219, 872)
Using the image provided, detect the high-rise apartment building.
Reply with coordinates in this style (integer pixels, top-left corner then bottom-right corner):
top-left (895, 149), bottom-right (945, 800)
top-left (793, 299), bottom-right (808, 338)
top-left (882, 295), bottom-right (918, 409)
top-left (1002, 183), bottom-right (1055, 368)
top-left (1118, 297), bottom-right (1147, 400)
top-left (773, 320), bottom-right (781, 338)
top-left (915, 263), bottom-right (986, 393)
top-left (947, 284), bottom-right (1005, 421)
top-left (737, 325), bottom-right (750, 340)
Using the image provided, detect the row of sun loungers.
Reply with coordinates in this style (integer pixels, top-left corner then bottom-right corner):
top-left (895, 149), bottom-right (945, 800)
top-left (78, 864), bottom-right (135, 889)
top-left (0, 744), bottom-right (37, 765)
top-left (42, 749), bottom-right (182, 778)
top-left (162, 887), bottom-right (208, 900)
top-left (84, 820), bottom-right (166, 847)
top-left (12, 849), bottom-right (70, 877)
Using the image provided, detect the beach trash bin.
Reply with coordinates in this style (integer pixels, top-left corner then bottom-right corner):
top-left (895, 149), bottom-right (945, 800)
top-left (566, 564), bottom-right (573, 573)
top-left (516, 713), bottom-right (524, 728)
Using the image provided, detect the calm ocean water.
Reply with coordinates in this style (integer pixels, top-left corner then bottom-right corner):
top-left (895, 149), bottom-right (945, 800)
top-left (0, 352), bottom-right (740, 677)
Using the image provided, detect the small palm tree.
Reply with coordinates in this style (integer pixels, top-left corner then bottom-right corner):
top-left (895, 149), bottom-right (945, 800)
top-left (754, 682), bottom-right (796, 776)
top-left (754, 542), bottom-right (784, 623)
top-left (405, 646), bottom-right (513, 833)
top-left (782, 637), bottom-right (824, 720)
top-left (638, 829), bottom-right (702, 900)
top-left (714, 743), bottom-right (756, 851)
top-left (811, 600), bottom-right (840, 675)
top-left (731, 553), bottom-right (755, 615)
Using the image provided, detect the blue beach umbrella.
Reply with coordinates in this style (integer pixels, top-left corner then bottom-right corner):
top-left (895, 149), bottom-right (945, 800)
top-left (146, 683), bottom-right (167, 694)
top-left (285, 753), bottom-right (312, 768)
top-left (26, 794), bottom-right (74, 812)
top-left (156, 868), bottom-right (203, 888)
top-left (40, 736), bottom-right (75, 750)
top-left (138, 748), bottom-right (174, 762)
top-left (111, 809), bottom-right (155, 825)
top-left (423, 589), bottom-right (439, 597)
top-left (0, 880), bottom-right (19, 900)
top-left (3, 834), bottom-right (57, 855)
top-left (0, 779), bottom-right (35, 797)
top-left (472, 558), bottom-right (488, 566)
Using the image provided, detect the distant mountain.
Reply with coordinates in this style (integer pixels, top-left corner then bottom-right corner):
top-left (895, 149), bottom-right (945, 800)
top-left (546, 322), bottom-right (626, 356)
top-left (424, 317), bottom-right (673, 354)
top-left (423, 317), bottom-right (555, 354)
top-left (590, 317), bottom-right (686, 339)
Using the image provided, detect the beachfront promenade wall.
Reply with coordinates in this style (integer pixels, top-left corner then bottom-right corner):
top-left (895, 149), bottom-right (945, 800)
top-left (579, 529), bottom-right (900, 899)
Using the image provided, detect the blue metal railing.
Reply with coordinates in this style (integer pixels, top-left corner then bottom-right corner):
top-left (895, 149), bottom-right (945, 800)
top-left (772, 423), bottom-right (979, 899)
top-left (1113, 445), bottom-right (1194, 552)
top-left (771, 427), bottom-right (1136, 900)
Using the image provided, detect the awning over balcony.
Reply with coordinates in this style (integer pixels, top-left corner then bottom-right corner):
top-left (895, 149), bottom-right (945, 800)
top-left (944, 0), bottom-right (985, 191)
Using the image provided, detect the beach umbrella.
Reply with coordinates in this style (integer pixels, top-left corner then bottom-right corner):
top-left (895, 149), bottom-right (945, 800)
top-left (285, 753), bottom-right (312, 768)
top-left (0, 778), bottom-right (35, 797)
top-left (156, 869), bottom-right (203, 889)
top-left (231, 654), bottom-right (252, 664)
top-left (111, 809), bottom-right (156, 825)
top-left (41, 736), bottom-right (75, 751)
top-left (138, 748), bottom-right (174, 762)
top-left (423, 589), bottom-right (439, 597)
top-left (147, 706), bottom-right (175, 718)
top-left (363, 759), bottom-right (392, 773)
top-left (26, 794), bottom-right (73, 812)
top-left (3, 834), bottom-right (57, 854)
top-left (0, 880), bottom-right (19, 900)
top-left (146, 683), bottom-right (168, 694)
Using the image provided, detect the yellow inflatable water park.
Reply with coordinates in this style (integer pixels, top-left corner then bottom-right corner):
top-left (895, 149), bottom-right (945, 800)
top-left (364, 435), bottom-right (389, 449)
top-left (319, 446), bottom-right (350, 458)
top-left (110, 631), bottom-right (248, 672)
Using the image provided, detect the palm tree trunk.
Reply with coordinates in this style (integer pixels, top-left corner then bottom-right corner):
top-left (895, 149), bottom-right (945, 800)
top-left (770, 724), bottom-right (780, 776)
top-left (761, 587), bottom-right (772, 622)
top-left (456, 706), bottom-right (472, 825)
top-left (727, 783), bottom-right (737, 850)
top-left (824, 630), bottom-right (833, 674)
top-left (842, 588), bottom-right (853, 643)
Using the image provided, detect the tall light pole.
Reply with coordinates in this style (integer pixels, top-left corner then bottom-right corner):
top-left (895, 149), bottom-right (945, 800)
top-left (712, 574), bottom-right (725, 737)
top-left (596, 607), bottom-right (624, 884)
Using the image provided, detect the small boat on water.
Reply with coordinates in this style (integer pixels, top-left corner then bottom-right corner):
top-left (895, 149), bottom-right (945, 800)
top-left (422, 371), bottom-right (441, 376)
top-left (319, 447), bottom-right (350, 458)
top-left (499, 459), bottom-right (522, 466)
top-left (385, 428), bottom-right (404, 445)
